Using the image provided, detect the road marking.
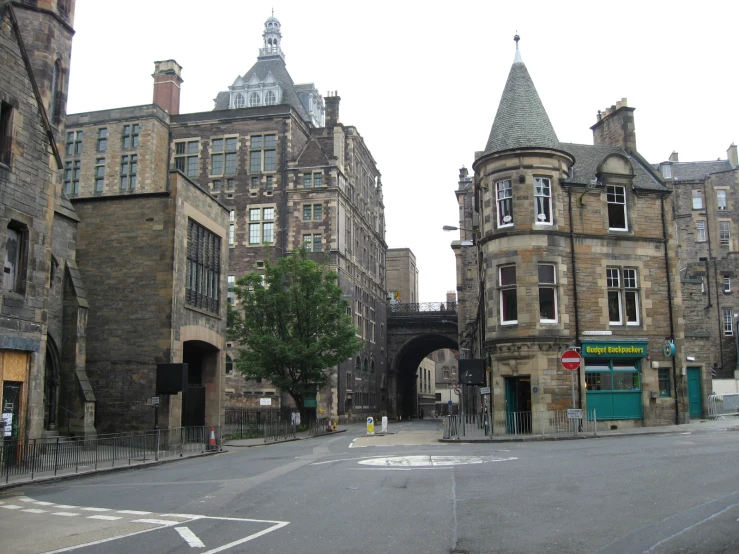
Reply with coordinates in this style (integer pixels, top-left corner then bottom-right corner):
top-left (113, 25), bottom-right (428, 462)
top-left (133, 518), bottom-right (180, 525)
top-left (201, 520), bottom-right (290, 554)
top-left (18, 497), bottom-right (35, 502)
top-left (311, 455), bottom-right (394, 465)
top-left (117, 509), bottom-right (151, 515)
top-left (176, 526), bottom-right (206, 548)
top-left (357, 455), bottom-right (518, 467)
top-left (22, 508), bottom-right (47, 514)
top-left (53, 512), bottom-right (79, 517)
top-left (87, 515), bottom-right (122, 521)
top-left (161, 513), bottom-right (203, 519)
top-left (33, 501), bottom-right (55, 505)
top-left (1, 504), bottom-right (22, 509)
top-left (81, 507), bottom-right (112, 512)
top-left (53, 505), bottom-right (77, 509)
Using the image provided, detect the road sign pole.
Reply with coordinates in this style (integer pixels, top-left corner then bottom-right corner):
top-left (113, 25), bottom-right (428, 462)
top-left (571, 370), bottom-right (577, 435)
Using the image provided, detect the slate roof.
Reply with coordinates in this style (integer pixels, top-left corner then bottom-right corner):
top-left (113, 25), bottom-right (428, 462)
top-left (213, 57), bottom-right (312, 123)
top-left (562, 143), bottom-right (667, 192)
top-left (658, 160), bottom-right (735, 181)
top-left (484, 58), bottom-right (561, 155)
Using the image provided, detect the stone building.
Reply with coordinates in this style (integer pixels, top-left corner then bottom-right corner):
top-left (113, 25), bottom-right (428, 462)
top-left (63, 13), bottom-right (388, 423)
top-left (0, 0), bottom-right (96, 441)
top-left (387, 248), bottom-right (419, 305)
top-left (416, 355), bottom-right (435, 418)
top-left (433, 349), bottom-right (459, 415)
top-left (656, 147), bottom-right (738, 394)
top-left (62, 90), bottom-right (229, 433)
top-left (454, 37), bottom-right (691, 431)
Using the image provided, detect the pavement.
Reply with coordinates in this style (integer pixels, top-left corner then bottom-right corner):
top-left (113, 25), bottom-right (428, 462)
top-left (223, 428), bottom-right (345, 447)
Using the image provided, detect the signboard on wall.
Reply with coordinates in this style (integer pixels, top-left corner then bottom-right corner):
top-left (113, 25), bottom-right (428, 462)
top-left (259, 398), bottom-right (272, 406)
top-left (581, 342), bottom-right (649, 358)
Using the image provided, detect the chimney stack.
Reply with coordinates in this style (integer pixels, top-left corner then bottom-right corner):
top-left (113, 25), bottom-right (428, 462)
top-left (669, 151), bottom-right (679, 162)
top-left (324, 91), bottom-right (341, 128)
top-left (727, 143), bottom-right (738, 167)
top-left (590, 98), bottom-right (637, 152)
top-left (152, 60), bottom-right (183, 115)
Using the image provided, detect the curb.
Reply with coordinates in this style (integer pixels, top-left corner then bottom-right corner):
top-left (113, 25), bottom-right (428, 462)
top-left (224, 428), bottom-right (347, 448)
top-left (0, 449), bottom-right (222, 493)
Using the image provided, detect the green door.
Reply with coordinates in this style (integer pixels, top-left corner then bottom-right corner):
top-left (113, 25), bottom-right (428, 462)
top-left (687, 367), bottom-right (703, 419)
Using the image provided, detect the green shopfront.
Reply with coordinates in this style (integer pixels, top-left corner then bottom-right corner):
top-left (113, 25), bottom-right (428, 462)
top-left (583, 341), bottom-right (648, 420)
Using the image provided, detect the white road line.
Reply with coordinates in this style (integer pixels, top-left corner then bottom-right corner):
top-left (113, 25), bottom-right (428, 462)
top-left (22, 509), bottom-right (47, 514)
top-left (81, 507), bottom-right (112, 512)
top-left (52, 512), bottom-right (79, 517)
top-left (33, 501), bottom-right (55, 506)
top-left (117, 509), bottom-right (151, 515)
top-left (176, 526), bottom-right (206, 548)
top-left (160, 513), bottom-right (202, 519)
top-left (132, 518), bottom-right (179, 525)
top-left (87, 515), bottom-right (122, 521)
top-left (53, 505), bottom-right (77, 509)
top-left (41, 519), bottom-right (183, 553)
top-left (201, 521), bottom-right (290, 554)
top-left (18, 497), bottom-right (34, 502)
top-left (0, 504), bottom-right (22, 509)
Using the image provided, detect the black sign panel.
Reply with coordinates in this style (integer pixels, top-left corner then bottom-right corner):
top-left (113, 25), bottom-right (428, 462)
top-left (459, 359), bottom-right (486, 386)
top-left (156, 363), bottom-right (188, 395)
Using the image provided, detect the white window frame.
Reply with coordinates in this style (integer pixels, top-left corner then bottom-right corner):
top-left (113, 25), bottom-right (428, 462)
top-left (499, 264), bottom-right (517, 325)
top-left (720, 221), bottom-right (730, 246)
top-left (696, 221), bottom-right (706, 242)
top-left (692, 189), bottom-right (703, 210)
top-left (538, 264), bottom-right (558, 323)
top-left (724, 277), bottom-right (731, 293)
top-left (247, 206), bottom-right (275, 245)
top-left (623, 268), bottom-right (640, 326)
top-left (249, 92), bottom-right (260, 107)
top-left (496, 180), bottom-right (513, 228)
top-left (534, 177), bottom-right (552, 225)
top-left (717, 189), bottom-right (727, 210)
top-left (607, 267), bottom-right (640, 326)
top-left (606, 185), bottom-right (628, 231)
top-left (607, 268), bottom-right (623, 325)
top-left (228, 210), bottom-right (235, 246)
top-left (723, 309), bottom-right (734, 336)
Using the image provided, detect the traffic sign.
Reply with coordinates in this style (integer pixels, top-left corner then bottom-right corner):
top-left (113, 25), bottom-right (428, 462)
top-left (453, 387), bottom-right (461, 396)
top-left (561, 349), bottom-right (582, 371)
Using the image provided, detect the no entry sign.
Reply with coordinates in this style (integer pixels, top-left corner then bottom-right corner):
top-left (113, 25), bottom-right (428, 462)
top-left (561, 349), bottom-right (581, 371)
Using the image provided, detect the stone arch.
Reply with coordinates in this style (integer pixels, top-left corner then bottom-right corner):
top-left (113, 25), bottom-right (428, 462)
top-left (597, 153), bottom-right (635, 178)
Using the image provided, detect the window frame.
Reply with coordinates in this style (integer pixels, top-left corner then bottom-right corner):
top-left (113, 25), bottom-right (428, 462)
top-left (658, 368), bottom-right (671, 397)
top-left (607, 267), bottom-right (640, 326)
top-left (724, 277), bottom-right (731, 293)
top-left (121, 124), bottom-right (139, 150)
top-left (538, 263), bottom-right (558, 323)
top-left (249, 134), bottom-right (277, 173)
top-left (120, 154), bottom-right (138, 191)
top-left (96, 127), bottom-right (108, 153)
top-left (185, 218), bottom-right (221, 314)
top-left (247, 206), bottom-right (275, 245)
top-left (717, 189), bottom-right (727, 210)
top-left (0, 101), bottom-right (12, 167)
top-left (174, 140), bottom-right (200, 177)
top-left (606, 185), bottom-right (628, 231)
top-left (691, 188), bottom-right (703, 210)
top-left (498, 264), bottom-right (518, 325)
top-left (3, 221), bottom-right (28, 294)
top-left (534, 176), bottom-right (553, 225)
top-left (719, 221), bottom-right (730, 246)
top-left (94, 157), bottom-right (105, 192)
top-left (723, 309), bottom-right (734, 336)
top-left (496, 179), bottom-right (513, 228)
top-left (696, 220), bottom-right (706, 242)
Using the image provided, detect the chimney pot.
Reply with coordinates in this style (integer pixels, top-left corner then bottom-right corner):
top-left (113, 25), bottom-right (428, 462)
top-left (152, 59), bottom-right (183, 115)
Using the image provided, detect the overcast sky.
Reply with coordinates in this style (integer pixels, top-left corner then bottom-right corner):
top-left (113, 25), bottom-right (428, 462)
top-left (67, 0), bottom-right (739, 302)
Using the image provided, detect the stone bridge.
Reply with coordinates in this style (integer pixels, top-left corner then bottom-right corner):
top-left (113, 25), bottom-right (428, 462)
top-left (386, 302), bottom-right (459, 418)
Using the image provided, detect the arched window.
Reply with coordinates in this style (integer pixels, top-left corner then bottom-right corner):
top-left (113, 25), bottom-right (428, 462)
top-left (264, 91), bottom-right (276, 106)
top-left (234, 94), bottom-right (245, 109)
top-left (355, 357), bottom-right (361, 380)
top-left (226, 355), bottom-right (233, 374)
top-left (249, 93), bottom-right (260, 107)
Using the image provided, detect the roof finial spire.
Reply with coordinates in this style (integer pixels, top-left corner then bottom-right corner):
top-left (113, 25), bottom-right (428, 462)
top-left (513, 32), bottom-right (523, 64)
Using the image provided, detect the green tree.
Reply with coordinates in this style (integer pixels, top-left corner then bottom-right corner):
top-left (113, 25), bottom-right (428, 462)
top-left (229, 249), bottom-right (362, 422)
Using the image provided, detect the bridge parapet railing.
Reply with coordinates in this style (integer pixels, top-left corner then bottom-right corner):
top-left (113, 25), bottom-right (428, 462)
top-left (389, 302), bottom-right (457, 314)
top-left (708, 393), bottom-right (739, 419)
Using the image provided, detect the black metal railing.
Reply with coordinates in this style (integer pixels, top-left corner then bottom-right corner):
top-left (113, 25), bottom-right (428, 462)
top-left (388, 302), bottom-right (458, 314)
top-left (0, 426), bottom-right (221, 485)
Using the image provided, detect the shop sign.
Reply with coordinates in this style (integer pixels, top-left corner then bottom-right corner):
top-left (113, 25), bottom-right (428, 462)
top-left (582, 342), bottom-right (648, 358)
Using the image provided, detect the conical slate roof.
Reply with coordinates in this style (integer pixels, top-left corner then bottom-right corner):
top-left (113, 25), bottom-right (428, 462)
top-left (484, 48), bottom-right (561, 155)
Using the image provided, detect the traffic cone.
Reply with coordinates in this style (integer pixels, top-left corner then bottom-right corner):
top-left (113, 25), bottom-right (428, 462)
top-left (208, 426), bottom-right (217, 450)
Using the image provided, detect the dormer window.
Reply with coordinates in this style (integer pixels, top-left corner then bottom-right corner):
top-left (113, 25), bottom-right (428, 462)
top-left (249, 93), bottom-right (260, 107)
top-left (234, 94), bottom-right (245, 108)
top-left (661, 164), bottom-right (672, 179)
top-left (264, 91), bottom-right (276, 106)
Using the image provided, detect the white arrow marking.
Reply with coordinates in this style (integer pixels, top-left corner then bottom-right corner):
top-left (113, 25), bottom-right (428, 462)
top-left (176, 526), bottom-right (206, 548)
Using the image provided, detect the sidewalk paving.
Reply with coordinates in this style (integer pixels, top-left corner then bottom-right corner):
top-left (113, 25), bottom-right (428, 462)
top-left (440, 417), bottom-right (739, 443)
top-left (223, 428), bottom-right (346, 447)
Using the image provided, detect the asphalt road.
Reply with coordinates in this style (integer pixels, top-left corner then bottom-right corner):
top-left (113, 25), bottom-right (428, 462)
top-left (1, 420), bottom-right (739, 553)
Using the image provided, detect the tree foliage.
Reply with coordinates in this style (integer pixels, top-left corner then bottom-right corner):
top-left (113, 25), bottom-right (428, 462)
top-left (228, 249), bottom-right (362, 417)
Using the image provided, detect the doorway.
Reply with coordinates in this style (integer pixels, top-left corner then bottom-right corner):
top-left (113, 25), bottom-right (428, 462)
top-left (504, 376), bottom-right (531, 434)
top-left (687, 367), bottom-right (703, 419)
top-left (2, 381), bottom-right (22, 441)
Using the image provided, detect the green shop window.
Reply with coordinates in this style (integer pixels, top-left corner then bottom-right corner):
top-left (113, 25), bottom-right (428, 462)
top-left (585, 359), bottom-right (643, 420)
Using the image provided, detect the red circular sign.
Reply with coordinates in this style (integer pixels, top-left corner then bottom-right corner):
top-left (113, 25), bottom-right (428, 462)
top-left (561, 349), bottom-right (581, 371)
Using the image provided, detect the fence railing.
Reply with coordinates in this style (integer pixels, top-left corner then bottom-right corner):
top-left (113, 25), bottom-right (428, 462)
top-left (264, 421), bottom-right (296, 442)
top-left (443, 410), bottom-right (598, 440)
top-left (389, 302), bottom-right (458, 314)
top-left (309, 417), bottom-right (334, 436)
top-left (708, 393), bottom-right (739, 419)
top-left (0, 426), bottom-right (220, 485)
top-left (224, 408), bottom-right (300, 439)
